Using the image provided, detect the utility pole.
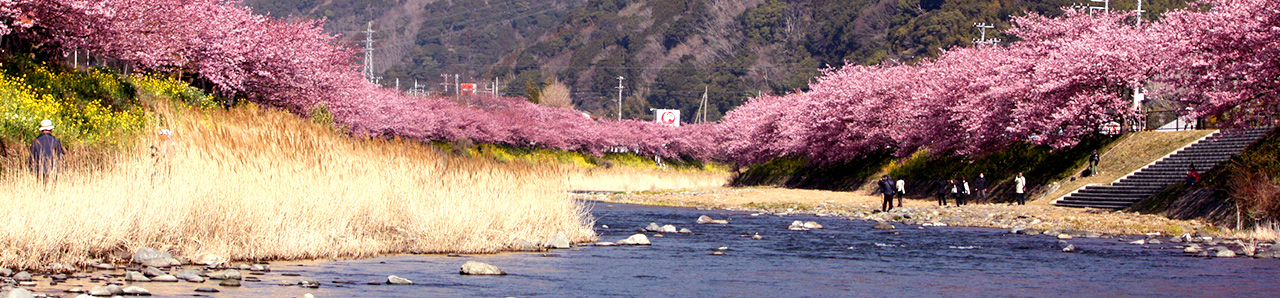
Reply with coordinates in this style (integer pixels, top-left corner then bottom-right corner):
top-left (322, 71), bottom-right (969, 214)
top-left (454, 74), bottom-right (460, 98)
top-left (439, 74), bottom-right (451, 95)
top-left (361, 21), bottom-right (381, 85)
top-left (973, 23), bottom-right (1001, 46)
top-left (1134, 0), bottom-right (1146, 24)
top-left (615, 76), bottom-right (625, 121)
top-left (695, 85), bottom-right (709, 124)
top-left (395, 78), bottom-right (400, 91)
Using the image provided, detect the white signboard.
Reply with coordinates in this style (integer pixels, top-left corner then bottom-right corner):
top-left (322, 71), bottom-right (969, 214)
top-left (655, 109), bottom-right (680, 127)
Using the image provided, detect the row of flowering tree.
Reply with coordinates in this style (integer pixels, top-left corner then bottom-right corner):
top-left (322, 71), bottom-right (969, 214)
top-left (0, 0), bottom-right (1275, 164)
top-left (718, 0), bottom-right (1280, 165)
top-left (0, 0), bottom-right (716, 159)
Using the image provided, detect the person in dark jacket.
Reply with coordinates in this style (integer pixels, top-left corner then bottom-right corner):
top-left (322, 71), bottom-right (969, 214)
top-left (1185, 164), bottom-right (1200, 186)
top-left (1088, 150), bottom-right (1101, 177)
top-left (955, 176), bottom-right (970, 206)
top-left (878, 175), bottom-right (896, 212)
top-left (29, 119), bottom-right (65, 182)
top-left (937, 179), bottom-right (950, 206)
top-left (974, 173), bottom-right (988, 204)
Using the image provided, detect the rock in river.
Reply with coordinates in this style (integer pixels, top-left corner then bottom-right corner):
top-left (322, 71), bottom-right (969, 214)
top-left (1062, 244), bottom-right (1076, 252)
top-left (460, 261), bottom-right (505, 275)
top-left (617, 234), bottom-right (651, 245)
top-left (1057, 234), bottom-right (1074, 240)
top-left (5, 288), bottom-right (33, 298)
top-left (696, 215), bottom-right (729, 225)
top-left (151, 275), bottom-right (179, 282)
top-left (219, 279), bottom-right (241, 287)
top-left (803, 221), bottom-right (824, 229)
top-left (1216, 249), bottom-right (1237, 258)
top-left (873, 221), bottom-right (896, 230)
top-left (387, 275), bottom-right (413, 285)
top-left (12, 271), bottom-right (31, 282)
top-left (659, 224), bottom-right (679, 233)
top-left (87, 286), bottom-right (111, 297)
top-left (208, 269), bottom-right (241, 280)
top-left (194, 287), bottom-right (219, 293)
top-left (124, 271), bottom-right (150, 282)
top-left (644, 222), bottom-right (662, 232)
top-left (787, 221), bottom-right (809, 231)
top-left (121, 286), bottom-right (151, 295)
top-left (142, 266), bottom-right (166, 277)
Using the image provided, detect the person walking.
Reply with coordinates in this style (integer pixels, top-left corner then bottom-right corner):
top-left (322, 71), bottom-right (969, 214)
top-left (29, 119), bottom-right (65, 182)
top-left (956, 176), bottom-right (971, 206)
top-left (878, 175), bottom-right (896, 212)
top-left (895, 176), bottom-right (906, 207)
top-left (974, 173), bottom-right (988, 204)
top-left (1089, 150), bottom-right (1101, 176)
top-left (937, 179), bottom-right (950, 206)
top-left (1014, 172), bottom-right (1027, 205)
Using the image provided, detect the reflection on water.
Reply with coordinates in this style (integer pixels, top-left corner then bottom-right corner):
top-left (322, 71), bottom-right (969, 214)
top-left (26, 203), bottom-right (1280, 297)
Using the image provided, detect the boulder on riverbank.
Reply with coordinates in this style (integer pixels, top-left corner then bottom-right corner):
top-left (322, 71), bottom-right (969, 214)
top-left (193, 254), bottom-right (225, 266)
top-left (132, 247), bottom-right (180, 268)
top-left (460, 261), bottom-right (505, 275)
top-left (547, 232), bottom-right (571, 249)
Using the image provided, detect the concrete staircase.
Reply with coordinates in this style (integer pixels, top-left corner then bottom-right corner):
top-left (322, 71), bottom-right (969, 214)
top-left (1054, 127), bottom-right (1273, 209)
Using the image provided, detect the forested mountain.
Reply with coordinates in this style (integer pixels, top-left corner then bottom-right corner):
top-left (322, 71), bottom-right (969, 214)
top-left (241, 0), bottom-right (1188, 121)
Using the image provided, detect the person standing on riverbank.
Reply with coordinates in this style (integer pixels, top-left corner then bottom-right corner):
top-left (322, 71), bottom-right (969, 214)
top-left (937, 179), bottom-right (950, 206)
top-left (151, 128), bottom-right (176, 184)
top-left (1014, 172), bottom-right (1027, 205)
top-left (974, 173), bottom-right (988, 204)
top-left (29, 119), bottom-right (64, 182)
top-left (1089, 150), bottom-right (1101, 176)
top-left (956, 177), bottom-right (971, 206)
top-left (879, 175), bottom-right (896, 212)
top-left (895, 176), bottom-right (906, 207)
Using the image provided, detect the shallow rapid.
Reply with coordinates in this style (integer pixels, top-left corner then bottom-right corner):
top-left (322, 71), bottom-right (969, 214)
top-left (21, 203), bottom-right (1280, 297)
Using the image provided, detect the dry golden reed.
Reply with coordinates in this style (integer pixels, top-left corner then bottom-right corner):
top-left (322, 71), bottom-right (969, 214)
top-left (0, 103), bottom-right (596, 270)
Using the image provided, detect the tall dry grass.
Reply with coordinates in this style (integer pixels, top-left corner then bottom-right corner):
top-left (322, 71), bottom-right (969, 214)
top-left (0, 102), bottom-right (595, 270)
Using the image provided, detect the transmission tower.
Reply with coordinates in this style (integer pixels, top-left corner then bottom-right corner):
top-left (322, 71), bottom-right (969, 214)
top-left (361, 22), bottom-right (381, 84)
top-left (973, 23), bottom-right (1001, 46)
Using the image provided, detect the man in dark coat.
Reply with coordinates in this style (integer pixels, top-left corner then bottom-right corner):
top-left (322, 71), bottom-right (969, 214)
top-left (878, 175), bottom-right (896, 212)
top-left (29, 119), bottom-right (65, 182)
top-left (1088, 150), bottom-right (1101, 176)
top-left (937, 179), bottom-right (950, 206)
top-left (974, 173), bottom-right (988, 204)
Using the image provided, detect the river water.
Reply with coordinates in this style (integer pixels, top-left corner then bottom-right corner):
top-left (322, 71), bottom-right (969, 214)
top-left (22, 203), bottom-right (1280, 297)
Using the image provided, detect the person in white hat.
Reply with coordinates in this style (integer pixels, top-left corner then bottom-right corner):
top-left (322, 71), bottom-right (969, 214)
top-left (151, 128), bottom-right (176, 183)
top-left (29, 119), bottom-right (65, 181)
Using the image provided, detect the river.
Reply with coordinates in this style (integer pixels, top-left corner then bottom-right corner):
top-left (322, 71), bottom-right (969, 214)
top-left (20, 203), bottom-right (1280, 297)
